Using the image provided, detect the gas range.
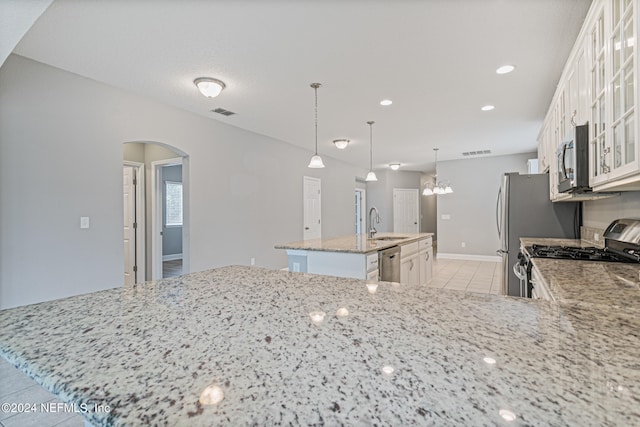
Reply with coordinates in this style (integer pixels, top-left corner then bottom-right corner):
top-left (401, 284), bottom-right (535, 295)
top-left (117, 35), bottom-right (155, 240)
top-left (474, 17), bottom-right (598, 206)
top-left (524, 244), bottom-right (637, 263)
top-left (518, 219), bottom-right (640, 300)
top-left (526, 218), bottom-right (640, 265)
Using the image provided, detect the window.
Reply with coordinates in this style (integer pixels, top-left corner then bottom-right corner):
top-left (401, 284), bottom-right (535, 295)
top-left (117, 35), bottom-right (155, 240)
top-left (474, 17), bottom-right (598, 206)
top-left (165, 181), bottom-right (183, 226)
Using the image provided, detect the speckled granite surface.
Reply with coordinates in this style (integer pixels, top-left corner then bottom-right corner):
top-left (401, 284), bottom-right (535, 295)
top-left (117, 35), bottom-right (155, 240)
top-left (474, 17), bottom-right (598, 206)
top-left (275, 232), bottom-right (433, 254)
top-left (521, 237), bottom-right (640, 312)
top-left (1, 265), bottom-right (639, 426)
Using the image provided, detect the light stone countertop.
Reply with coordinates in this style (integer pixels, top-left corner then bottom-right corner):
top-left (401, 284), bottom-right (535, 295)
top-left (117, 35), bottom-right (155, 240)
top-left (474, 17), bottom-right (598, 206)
top-left (521, 237), bottom-right (640, 311)
top-left (275, 232), bottom-right (433, 254)
top-left (0, 265), bottom-right (639, 426)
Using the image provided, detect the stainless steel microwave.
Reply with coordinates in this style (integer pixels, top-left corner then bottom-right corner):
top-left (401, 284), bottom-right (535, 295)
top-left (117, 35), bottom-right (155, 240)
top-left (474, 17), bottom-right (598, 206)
top-left (558, 124), bottom-right (590, 193)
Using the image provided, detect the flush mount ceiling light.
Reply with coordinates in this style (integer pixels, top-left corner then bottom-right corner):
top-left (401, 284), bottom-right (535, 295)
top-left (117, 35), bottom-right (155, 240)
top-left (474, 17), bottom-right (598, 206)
top-left (194, 77), bottom-right (226, 98)
top-left (380, 99), bottom-right (393, 106)
top-left (389, 163), bottom-right (400, 171)
top-left (333, 139), bottom-right (350, 150)
top-left (365, 121), bottom-right (377, 181)
top-left (481, 105), bottom-right (495, 111)
top-left (496, 65), bottom-right (515, 74)
top-left (423, 148), bottom-right (452, 195)
top-left (308, 83), bottom-right (325, 168)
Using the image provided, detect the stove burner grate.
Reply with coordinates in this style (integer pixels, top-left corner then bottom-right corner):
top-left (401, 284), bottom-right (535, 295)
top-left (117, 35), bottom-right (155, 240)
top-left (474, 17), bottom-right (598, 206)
top-left (527, 244), bottom-right (637, 263)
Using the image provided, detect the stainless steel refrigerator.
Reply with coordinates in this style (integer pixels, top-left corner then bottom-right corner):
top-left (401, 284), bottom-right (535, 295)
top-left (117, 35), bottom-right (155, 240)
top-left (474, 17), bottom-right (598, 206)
top-left (496, 173), bottom-right (579, 297)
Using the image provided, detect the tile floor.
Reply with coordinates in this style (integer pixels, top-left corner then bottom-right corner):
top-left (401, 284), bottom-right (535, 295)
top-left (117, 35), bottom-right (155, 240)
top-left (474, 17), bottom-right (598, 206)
top-left (0, 258), bottom-right (502, 427)
top-left (0, 358), bottom-right (83, 427)
top-left (427, 258), bottom-right (503, 295)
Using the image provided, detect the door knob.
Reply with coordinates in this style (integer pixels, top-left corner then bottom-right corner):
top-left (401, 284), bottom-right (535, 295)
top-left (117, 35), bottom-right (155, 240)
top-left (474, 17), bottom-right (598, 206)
top-left (305, 227), bottom-right (310, 230)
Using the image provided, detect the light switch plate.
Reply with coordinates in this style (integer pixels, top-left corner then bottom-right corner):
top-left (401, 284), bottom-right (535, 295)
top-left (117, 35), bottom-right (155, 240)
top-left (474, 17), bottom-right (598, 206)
top-left (80, 217), bottom-right (90, 229)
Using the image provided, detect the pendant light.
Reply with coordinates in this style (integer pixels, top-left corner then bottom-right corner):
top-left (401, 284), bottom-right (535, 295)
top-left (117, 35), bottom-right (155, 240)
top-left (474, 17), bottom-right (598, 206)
top-left (423, 148), bottom-right (453, 195)
top-left (365, 121), bottom-right (377, 181)
top-left (308, 83), bottom-right (325, 168)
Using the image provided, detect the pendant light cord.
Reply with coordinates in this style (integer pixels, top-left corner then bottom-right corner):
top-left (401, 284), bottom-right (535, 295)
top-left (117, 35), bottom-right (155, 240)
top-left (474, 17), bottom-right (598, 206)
top-left (368, 121), bottom-right (374, 170)
top-left (314, 86), bottom-right (318, 155)
top-left (311, 83), bottom-right (321, 155)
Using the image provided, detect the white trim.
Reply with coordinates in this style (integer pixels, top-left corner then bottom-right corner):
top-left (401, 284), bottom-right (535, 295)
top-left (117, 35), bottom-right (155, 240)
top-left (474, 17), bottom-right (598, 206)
top-left (162, 253), bottom-right (183, 261)
top-left (355, 187), bottom-right (366, 235)
top-left (437, 253), bottom-right (501, 262)
top-left (123, 161), bottom-right (146, 283)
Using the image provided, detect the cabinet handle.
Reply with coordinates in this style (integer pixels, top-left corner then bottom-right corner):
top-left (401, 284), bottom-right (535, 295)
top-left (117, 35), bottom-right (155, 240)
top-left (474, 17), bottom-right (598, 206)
top-left (426, 252), bottom-right (430, 261)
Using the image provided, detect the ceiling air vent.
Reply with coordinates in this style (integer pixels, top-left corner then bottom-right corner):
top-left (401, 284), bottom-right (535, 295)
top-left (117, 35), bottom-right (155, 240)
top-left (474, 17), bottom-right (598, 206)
top-left (211, 108), bottom-right (236, 116)
top-left (462, 149), bottom-right (492, 156)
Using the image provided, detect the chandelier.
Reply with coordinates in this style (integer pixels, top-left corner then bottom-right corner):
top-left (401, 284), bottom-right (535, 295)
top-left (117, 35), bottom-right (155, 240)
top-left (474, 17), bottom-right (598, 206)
top-left (423, 148), bottom-right (453, 195)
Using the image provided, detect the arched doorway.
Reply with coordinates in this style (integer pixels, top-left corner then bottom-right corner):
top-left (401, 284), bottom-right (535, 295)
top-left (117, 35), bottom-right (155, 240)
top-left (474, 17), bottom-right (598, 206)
top-left (123, 141), bottom-right (190, 283)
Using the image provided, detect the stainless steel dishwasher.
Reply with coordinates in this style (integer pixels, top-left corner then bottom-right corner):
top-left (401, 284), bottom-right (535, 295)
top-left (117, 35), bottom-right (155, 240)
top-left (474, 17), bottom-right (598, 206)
top-left (379, 245), bottom-right (400, 282)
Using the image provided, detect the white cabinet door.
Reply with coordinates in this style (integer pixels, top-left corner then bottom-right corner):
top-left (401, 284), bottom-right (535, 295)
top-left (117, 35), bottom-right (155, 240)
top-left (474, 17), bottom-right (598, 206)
top-left (400, 254), bottom-right (419, 285)
top-left (419, 249), bottom-right (427, 285)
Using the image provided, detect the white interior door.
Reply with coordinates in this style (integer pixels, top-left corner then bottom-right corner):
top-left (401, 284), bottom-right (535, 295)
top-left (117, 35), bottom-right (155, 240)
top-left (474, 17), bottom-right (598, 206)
top-left (123, 166), bottom-right (136, 285)
top-left (303, 176), bottom-right (321, 240)
top-left (393, 188), bottom-right (419, 233)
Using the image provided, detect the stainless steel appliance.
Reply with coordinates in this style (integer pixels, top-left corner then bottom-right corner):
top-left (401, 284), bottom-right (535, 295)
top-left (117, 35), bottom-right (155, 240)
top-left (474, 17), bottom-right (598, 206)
top-left (558, 124), bottom-right (590, 193)
top-left (521, 218), bottom-right (640, 299)
top-left (379, 245), bottom-right (400, 282)
top-left (496, 173), bottom-right (579, 297)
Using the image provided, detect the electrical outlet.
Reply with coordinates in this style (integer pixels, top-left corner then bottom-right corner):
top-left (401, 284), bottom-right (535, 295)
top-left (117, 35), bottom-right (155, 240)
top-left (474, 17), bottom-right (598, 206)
top-left (461, 242), bottom-right (466, 248)
top-left (250, 257), bottom-right (255, 266)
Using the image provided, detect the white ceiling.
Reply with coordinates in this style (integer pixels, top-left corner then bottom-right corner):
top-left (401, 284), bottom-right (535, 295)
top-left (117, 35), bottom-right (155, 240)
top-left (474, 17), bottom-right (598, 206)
top-left (12, 0), bottom-right (592, 172)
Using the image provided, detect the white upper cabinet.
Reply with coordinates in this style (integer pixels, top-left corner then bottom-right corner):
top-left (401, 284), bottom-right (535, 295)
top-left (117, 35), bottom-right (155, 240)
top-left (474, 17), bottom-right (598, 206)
top-left (540, 0), bottom-right (640, 193)
top-left (603, 0), bottom-right (638, 188)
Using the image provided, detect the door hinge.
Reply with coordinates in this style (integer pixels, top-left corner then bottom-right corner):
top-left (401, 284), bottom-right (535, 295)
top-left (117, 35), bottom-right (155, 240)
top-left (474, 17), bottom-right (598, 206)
top-left (133, 177), bottom-right (137, 186)
top-left (318, 220), bottom-right (320, 224)
top-left (133, 265), bottom-right (138, 272)
top-left (133, 222), bottom-right (137, 229)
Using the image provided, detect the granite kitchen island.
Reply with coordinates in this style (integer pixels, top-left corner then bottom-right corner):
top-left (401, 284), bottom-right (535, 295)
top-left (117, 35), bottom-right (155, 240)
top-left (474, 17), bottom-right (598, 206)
top-left (0, 265), bottom-right (638, 426)
top-left (275, 232), bottom-right (433, 283)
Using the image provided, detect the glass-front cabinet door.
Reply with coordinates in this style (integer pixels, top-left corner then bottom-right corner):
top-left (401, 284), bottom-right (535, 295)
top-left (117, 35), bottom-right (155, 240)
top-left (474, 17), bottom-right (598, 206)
top-left (589, 6), bottom-right (609, 185)
top-left (608, 0), bottom-right (637, 178)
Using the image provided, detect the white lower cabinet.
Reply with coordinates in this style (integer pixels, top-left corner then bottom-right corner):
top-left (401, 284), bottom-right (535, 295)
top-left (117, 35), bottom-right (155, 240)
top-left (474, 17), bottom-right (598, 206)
top-left (418, 238), bottom-right (433, 285)
top-left (401, 237), bottom-right (433, 285)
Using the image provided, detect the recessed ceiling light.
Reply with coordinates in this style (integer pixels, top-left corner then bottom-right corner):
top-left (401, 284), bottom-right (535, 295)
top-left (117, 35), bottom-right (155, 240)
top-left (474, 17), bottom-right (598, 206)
top-left (496, 65), bottom-right (515, 74)
top-left (481, 105), bottom-right (495, 111)
top-left (380, 100), bottom-right (393, 106)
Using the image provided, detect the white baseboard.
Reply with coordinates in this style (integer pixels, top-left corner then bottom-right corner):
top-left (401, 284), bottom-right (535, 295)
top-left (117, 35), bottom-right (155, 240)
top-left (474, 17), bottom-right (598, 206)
top-left (436, 253), bottom-right (501, 262)
top-left (280, 267), bottom-right (289, 272)
top-left (162, 253), bottom-right (183, 261)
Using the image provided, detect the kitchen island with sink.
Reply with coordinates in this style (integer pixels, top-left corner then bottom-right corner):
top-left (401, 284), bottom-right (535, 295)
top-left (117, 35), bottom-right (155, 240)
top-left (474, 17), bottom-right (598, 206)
top-left (0, 265), bottom-right (638, 426)
top-left (275, 232), bottom-right (433, 284)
